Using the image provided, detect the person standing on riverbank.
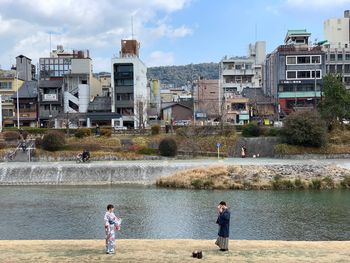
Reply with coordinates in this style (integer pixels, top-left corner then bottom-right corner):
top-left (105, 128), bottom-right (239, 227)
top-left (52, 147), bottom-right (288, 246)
top-left (215, 201), bottom-right (230, 251)
top-left (104, 204), bottom-right (121, 254)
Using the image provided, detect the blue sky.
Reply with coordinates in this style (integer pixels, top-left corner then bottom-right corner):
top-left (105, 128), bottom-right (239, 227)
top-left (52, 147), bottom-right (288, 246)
top-left (0, 0), bottom-right (349, 72)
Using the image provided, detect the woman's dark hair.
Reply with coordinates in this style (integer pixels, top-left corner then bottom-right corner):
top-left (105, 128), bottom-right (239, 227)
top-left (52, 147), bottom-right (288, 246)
top-left (107, 204), bottom-right (114, 210)
top-left (219, 201), bottom-right (226, 206)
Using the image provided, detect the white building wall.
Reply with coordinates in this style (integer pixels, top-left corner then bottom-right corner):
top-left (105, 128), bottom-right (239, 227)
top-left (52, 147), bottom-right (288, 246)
top-left (324, 17), bottom-right (350, 48)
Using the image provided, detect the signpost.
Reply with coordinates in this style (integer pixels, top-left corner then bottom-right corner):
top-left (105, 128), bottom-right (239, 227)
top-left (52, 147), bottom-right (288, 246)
top-left (216, 143), bottom-right (221, 159)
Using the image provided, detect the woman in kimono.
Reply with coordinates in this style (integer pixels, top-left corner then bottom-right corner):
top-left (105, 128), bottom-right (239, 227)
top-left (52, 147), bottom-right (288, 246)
top-left (104, 204), bottom-right (121, 254)
top-left (215, 201), bottom-right (231, 251)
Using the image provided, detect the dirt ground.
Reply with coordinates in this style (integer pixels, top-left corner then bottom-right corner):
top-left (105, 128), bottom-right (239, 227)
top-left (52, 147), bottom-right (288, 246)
top-left (0, 239), bottom-right (349, 263)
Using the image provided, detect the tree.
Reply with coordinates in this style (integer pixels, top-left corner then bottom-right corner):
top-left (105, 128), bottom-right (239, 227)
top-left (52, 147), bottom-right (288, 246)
top-left (280, 110), bottom-right (327, 147)
top-left (319, 74), bottom-right (350, 128)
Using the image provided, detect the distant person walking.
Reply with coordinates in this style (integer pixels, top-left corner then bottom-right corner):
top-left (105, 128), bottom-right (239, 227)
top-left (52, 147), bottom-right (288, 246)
top-left (241, 146), bottom-right (246, 158)
top-left (215, 201), bottom-right (230, 251)
top-left (104, 204), bottom-right (121, 254)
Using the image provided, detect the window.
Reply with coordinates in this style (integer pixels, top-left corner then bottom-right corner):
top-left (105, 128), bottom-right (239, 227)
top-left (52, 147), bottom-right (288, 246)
top-left (297, 56), bottom-right (310, 64)
top-left (287, 71), bottom-right (296, 79)
top-left (329, 65), bottom-right (336, 73)
top-left (297, 71), bottom-right (311, 78)
top-left (311, 70), bottom-right (321, 78)
top-left (337, 54), bottom-right (343, 61)
top-left (235, 64), bottom-right (242, 70)
top-left (312, 56), bottom-right (321, 63)
top-left (0, 82), bottom-right (12, 89)
top-left (337, 65), bottom-right (343, 73)
top-left (346, 54), bottom-right (350, 60)
top-left (286, 56), bottom-right (296, 64)
top-left (345, 64), bottom-right (350, 73)
top-left (330, 54), bottom-right (336, 61)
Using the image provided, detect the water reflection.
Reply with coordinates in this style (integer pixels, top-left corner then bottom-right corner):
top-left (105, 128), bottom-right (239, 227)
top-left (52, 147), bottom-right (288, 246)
top-left (0, 185), bottom-right (349, 240)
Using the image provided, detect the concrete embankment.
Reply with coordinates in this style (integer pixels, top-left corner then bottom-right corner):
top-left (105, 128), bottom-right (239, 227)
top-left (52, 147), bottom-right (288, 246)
top-left (0, 159), bottom-right (349, 186)
top-left (0, 240), bottom-right (349, 262)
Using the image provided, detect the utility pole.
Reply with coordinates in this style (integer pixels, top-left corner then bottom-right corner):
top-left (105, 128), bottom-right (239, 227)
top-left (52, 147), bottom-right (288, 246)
top-left (16, 72), bottom-right (20, 129)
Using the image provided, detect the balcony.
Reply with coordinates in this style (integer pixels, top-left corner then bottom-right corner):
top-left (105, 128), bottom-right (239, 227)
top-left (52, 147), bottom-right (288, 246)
top-left (222, 68), bottom-right (254, 76)
top-left (39, 110), bottom-right (60, 119)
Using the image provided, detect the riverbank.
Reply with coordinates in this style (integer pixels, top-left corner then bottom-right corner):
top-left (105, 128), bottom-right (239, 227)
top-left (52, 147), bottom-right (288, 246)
top-left (0, 240), bottom-right (349, 262)
top-left (156, 164), bottom-right (350, 190)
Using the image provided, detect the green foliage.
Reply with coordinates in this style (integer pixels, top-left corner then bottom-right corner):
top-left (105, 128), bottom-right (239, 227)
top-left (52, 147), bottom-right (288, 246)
top-left (137, 147), bottom-right (159, 155)
top-left (159, 138), bottom-right (178, 157)
top-left (151, 124), bottom-right (161, 135)
top-left (310, 179), bottom-right (322, 190)
top-left (41, 131), bottom-right (65, 151)
top-left (100, 128), bottom-right (112, 137)
top-left (242, 122), bottom-right (261, 137)
top-left (280, 111), bottom-right (327, 147)
top-left (4, 127), bottom-right (48, 134)
top-left (74, 128), bottom-right (91, 138)
top-left (340, 176), bottom-right (350, 189)
top-left (147, 63), bottom-right (219, 87)
top-left (2, 131), bottom-right (20, 141)
top-left (319, 74), bottom-right (350, 129)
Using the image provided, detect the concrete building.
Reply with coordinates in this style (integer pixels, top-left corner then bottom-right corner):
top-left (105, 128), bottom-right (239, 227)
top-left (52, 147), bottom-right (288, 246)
top-left (323, 10), bottom-right (350, 89)
top-left (264, 30), bottom-right (325, 117)
top-left (15, 55), bottom-right (35, 81)
top-left (111, 39), bottom-right (148, 129)
top-left (12, 81), bottom-right (38, 127)
top-left (193, 79), bottom-right (220, 122)
top-left (148, 79), bottom-right (161, 120)
top-left (0, 70), bottom-right (24, 127)
top-left (219, 41), bottom-right (265, 123)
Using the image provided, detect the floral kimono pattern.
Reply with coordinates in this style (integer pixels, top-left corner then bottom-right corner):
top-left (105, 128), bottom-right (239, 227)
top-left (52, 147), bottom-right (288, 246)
top-left (104, 211), bottom-right (121, 253)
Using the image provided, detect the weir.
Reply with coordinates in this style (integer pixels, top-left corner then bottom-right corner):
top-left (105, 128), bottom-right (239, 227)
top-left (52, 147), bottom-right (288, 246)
top-left (0, 161), bottom-right (201, 185)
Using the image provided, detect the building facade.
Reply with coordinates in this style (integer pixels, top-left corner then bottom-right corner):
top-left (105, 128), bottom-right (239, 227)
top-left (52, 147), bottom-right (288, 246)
top-left (111, 40), bottom-right (148, 129)
top-left (323, 10), bottom-right (350, 89)
top-left (264, 30), bottom-right (325, 117)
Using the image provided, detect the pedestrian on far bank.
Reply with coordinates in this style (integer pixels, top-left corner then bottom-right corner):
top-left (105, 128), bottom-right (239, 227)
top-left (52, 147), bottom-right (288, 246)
top-left (215, 201), bottom-right (230, 252)
top-left (95, 124), bottom-right (100, 136)
top-left (104, 204), bottom-right (122, 254)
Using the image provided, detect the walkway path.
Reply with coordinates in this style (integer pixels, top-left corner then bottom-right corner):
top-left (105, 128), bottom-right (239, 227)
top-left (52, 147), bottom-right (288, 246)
top-left (0, 240), bottom-right (349, 262)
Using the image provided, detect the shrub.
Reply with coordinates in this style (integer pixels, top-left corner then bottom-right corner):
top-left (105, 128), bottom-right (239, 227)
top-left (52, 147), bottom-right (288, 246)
top-left (133, 137), bottom-right (148, 148)
top-left (340, 176), bottom-right (350, 189)
top-left (3, 131), bottom-right (20, 141)
top-left (322, 176), bottom-right (334, 189)
top-left (137, 148), bottom-right (159, 155)
top-left (242, 122), bottom-right (261, 137)
top-left (280, 111), bottom-right (327, 147)
top-left (151, 124), bottom-right (161, 135)
top-left (35, 137), bottom-right (43, 149)
top-left (74, 128), bottom-right (91, 138)
top-left (41, 131), bottom-right (65, 151)
top-left (159, 138), bottom-right (178, 157)
top-left (310, 179), bottom-right (322, 190)
top-left (294, 178), bottom-right (306, 189)
top-left (100, 128), bottom-right (112, 137)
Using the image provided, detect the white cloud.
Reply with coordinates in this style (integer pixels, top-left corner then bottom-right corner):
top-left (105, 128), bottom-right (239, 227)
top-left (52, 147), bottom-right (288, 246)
top-left (285, 0), bottom-right (350, 9)
top-left (0, 0), bottom-right (193, 71)
top-left (146, 51), bottom-right (175, 67)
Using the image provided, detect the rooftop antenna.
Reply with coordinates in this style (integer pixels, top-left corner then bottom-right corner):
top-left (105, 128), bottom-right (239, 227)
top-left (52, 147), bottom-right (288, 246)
top-left (131, 16), bottom-right (134, 40)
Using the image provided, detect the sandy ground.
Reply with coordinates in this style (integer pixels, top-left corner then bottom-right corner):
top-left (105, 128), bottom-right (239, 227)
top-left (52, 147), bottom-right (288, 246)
top-left (0, 240), bottom-right (349, 263)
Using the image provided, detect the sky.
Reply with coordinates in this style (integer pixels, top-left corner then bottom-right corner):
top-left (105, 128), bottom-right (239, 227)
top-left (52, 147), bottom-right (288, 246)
top-left (0, 0), bottom-right (350, 72)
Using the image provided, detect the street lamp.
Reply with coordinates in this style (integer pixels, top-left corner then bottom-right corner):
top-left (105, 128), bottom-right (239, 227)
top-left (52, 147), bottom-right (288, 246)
top-left (16, 72), bottom-right (20, 129)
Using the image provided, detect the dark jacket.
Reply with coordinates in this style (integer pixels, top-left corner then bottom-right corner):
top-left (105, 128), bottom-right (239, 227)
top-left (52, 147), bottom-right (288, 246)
top-left (216, 209), bottom-right (230, 238)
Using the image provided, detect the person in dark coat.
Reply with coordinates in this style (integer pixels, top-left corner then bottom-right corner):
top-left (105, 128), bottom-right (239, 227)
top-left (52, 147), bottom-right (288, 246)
top-left (215, 201), bottom-right (230, 251)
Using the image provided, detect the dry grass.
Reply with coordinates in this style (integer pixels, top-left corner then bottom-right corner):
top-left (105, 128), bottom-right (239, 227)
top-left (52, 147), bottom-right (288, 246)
top-left (0, 240), bottom-right (348, 263)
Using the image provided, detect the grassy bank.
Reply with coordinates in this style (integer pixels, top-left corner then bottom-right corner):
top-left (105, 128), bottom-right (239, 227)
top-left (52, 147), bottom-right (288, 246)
top-left (0, 240), bottom-right (349, 263)
top-left (156, 165), bottom-right (350, 190)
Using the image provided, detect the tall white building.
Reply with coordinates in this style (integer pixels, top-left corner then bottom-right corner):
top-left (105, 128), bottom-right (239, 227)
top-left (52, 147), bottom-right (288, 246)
top-left (111, 40), bottom-right (148, 129)
top-left (323, 10), bottom-right (350, 89)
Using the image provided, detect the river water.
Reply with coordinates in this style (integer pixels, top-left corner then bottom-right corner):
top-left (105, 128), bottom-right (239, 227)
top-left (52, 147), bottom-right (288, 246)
top-left (0, 185), bottom-right (349, 240)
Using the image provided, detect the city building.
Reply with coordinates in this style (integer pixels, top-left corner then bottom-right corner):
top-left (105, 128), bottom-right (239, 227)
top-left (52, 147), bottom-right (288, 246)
top-left (14, 55), bottom-right (35, 81)
top-left (148, 79), bottom-right (161, 121)
top-left (0, 70), bottom-right (24, 127)
top-left (264, 30), bottom-right (325, 117)
top-left (12, 81), bottom-right (38, 127)
top-left (193, 79), bottom-right (220, 123)
top-left (219, 41), bottom-right (265, 123)
top-left (323, 10), bottom-right (350, 89)
top-left (111, 39), bottom-right (148, 129)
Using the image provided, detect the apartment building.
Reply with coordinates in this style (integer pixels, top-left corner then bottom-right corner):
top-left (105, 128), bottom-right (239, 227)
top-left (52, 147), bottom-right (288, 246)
top-left (264, 30), bottom-right (325, 117)
top-left (0, 70), bottom-right (24, 127)
top-left (323, 10), bottom-right (350, 89)
top-left (219, 41), bottom-right (265, 123)
top-left (111, 39), bottom-right (148, 129)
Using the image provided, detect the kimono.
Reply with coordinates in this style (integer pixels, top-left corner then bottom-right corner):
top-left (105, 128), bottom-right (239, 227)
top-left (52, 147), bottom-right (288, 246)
top-left (215, 208), bottom-right (230, 250)
top-left (104, 211), bottom-right (121, 254)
